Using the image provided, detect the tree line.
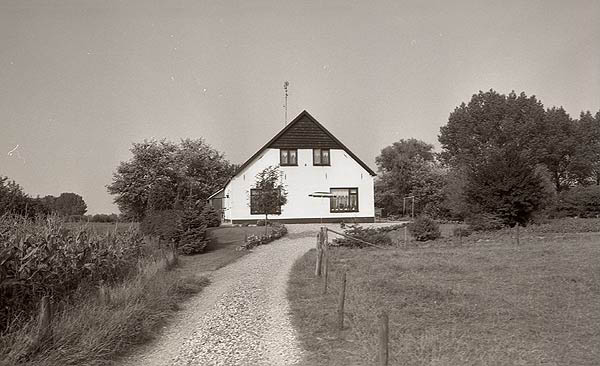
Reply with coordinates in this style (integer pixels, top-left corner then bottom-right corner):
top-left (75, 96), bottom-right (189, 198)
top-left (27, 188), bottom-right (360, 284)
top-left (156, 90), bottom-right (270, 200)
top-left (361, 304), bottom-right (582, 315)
top-left (6, 89), bottom-right (597, 231)
top-left (376, 89), bottom-right (600, 227)
top-left (0, 177), bottom-right (88, 218)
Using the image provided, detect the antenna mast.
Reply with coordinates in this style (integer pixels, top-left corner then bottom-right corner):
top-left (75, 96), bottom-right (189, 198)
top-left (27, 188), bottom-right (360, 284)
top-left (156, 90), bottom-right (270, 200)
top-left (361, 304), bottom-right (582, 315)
top-left (283, 81), bottom-right (289, 125)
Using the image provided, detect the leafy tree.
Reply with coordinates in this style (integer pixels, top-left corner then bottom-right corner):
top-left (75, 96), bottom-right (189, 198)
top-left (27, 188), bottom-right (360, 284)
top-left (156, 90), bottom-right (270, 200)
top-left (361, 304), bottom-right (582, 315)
top-left (439, 90), bottom-right (557, 228)
top-left (374, 139), bottom-right (445, 217)
top-left (250, 166), bottom-right (288, 231)
top-left (439, 90), bottom-right (545, 169)
top-left (0, 176), bottom-right (29, 215)
top-left (107, 138), bottom-right (235, 221)
top-left (573, 110), bottom-right (600, 185)
top-left (48, 192), bottom-right (87, 216)
top-left (464, 147), bottom-right (554, 228)
top-left (0, 176), bottom-right (51, 217)
top-left (530, 107), bottom-right (579, 191)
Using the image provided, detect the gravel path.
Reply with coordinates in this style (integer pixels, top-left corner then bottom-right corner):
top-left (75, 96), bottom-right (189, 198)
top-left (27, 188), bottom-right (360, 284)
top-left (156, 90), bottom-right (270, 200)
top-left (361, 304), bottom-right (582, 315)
top-left (119, 227), bottom-right (317, 366)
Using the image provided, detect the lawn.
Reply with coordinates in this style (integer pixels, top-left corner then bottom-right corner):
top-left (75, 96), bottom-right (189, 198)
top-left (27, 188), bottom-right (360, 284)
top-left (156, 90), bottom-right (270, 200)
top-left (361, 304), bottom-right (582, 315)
top-left (178, 225), bottom-right (273, 274)
top-left (288, 222), bottom-right (600, 365)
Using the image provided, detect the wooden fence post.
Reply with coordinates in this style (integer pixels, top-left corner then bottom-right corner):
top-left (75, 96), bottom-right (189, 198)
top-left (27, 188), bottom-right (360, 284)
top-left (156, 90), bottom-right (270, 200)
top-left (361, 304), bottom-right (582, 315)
top-left (337, 270), bottom-right (347, 332)
top-left (170, 242), bottom-right (179, 265)
top-left (378, 310), bottom-right (389, 366)
top-left (36, 296), bottom-right (52, 346)
top-left (315, 232), bottom-right (323, 277)
top-left (321, 227), bottom-right (329, 295)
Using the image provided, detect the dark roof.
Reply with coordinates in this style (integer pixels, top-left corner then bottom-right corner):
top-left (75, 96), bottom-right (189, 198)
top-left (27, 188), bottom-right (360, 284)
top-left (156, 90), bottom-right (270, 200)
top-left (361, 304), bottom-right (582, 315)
top-left (234, 110), bottom-right (376, 176)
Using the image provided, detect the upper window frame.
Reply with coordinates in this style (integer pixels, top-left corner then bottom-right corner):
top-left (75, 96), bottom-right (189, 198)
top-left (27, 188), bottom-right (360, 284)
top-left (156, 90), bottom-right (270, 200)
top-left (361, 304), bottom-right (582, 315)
top-left (313, 148), bottom-right (331, 166)
top-left (280, 148), bottom-right (298, 166)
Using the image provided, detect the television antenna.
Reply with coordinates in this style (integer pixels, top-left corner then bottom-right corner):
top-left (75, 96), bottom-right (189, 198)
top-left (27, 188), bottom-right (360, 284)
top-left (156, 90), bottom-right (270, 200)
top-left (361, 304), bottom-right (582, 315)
top-left (283, 81), bottom-right (289, 125)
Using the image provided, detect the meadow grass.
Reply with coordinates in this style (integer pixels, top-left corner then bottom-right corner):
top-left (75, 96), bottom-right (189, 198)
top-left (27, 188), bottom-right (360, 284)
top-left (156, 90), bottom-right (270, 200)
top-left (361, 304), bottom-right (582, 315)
top-left (288, 227), bottom-right (600, 365)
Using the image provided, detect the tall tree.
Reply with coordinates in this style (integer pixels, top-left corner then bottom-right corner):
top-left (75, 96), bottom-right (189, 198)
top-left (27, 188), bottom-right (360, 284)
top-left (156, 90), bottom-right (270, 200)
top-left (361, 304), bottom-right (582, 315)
top-left (250, 166), bottom-right (288, 231)
top-left (439, 90), bottom-right (545, 169)
top-left (530, 107), bottom-right (578, 191)
top-left (107, 138), bottom-right (234, 221)
top-left (374, 139), bottom-right (444, 216)
top-left (439, 90), bottom-right (555, 227)
top-left (465, 147), bottom-right (554, 227)
top-left (574, 110), bottom-right (600, 185)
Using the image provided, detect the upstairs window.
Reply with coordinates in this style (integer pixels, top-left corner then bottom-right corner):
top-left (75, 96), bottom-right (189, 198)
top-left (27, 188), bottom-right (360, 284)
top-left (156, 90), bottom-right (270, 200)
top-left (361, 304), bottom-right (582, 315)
top-left (313, 148), bottom-right (330, 166)
top-left (280, 149), bottom-right (298, 166)
top-left (330, 188), bottom-right (358, 212)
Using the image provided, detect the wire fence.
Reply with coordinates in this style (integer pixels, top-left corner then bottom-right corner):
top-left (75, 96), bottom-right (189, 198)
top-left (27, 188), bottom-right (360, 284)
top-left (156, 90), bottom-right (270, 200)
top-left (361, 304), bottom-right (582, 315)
top-left (314, 226), bottom-right (391, 365)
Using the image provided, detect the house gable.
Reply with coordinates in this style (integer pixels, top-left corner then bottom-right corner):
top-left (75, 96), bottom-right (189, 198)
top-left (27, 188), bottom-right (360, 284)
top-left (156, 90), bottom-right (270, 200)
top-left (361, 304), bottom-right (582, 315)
top-left (268, 113), bottom-right (342, 149)
top-left (235, 110), bottom-right (376, 176)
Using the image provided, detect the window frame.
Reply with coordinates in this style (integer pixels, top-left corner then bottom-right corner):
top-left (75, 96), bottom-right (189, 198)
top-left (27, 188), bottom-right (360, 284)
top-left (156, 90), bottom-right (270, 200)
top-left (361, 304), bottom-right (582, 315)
top-left (329, 187), bottom-right (359, 213)
top-left (280, 148), bottom-right (298, 166)
top-left (250, 188), bottom-right (282, 215)
top-left (313, 148), bottom-right (331, 166)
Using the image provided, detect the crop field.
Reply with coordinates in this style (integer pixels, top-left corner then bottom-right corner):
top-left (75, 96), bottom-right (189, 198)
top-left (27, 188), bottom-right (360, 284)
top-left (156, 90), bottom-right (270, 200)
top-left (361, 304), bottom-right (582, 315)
top-left (288, 219), bottom-right (600, 365)
top-left (63, 221), bottom-right (139, 234)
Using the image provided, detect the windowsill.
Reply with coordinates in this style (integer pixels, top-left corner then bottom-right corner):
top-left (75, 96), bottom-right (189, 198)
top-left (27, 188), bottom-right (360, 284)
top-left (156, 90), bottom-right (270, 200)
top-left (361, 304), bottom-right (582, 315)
top-left (280, 164), bottom-right (298, 167)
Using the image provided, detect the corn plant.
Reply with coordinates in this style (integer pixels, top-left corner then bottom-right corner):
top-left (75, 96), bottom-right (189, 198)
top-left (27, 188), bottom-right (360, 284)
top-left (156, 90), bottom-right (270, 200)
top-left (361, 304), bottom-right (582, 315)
top-left (0, 215), bottom-right (144, 333)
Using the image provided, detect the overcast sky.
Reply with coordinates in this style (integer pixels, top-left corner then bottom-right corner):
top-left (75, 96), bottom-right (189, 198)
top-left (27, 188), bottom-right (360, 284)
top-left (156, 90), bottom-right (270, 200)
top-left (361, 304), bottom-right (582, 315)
top-left (1, 0), bottom-right (599, 214)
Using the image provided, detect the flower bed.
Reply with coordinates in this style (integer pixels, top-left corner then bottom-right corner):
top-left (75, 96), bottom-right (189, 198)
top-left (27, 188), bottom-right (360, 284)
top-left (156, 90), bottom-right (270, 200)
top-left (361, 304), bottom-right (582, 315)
top-left (238, 224), bottom-right (288, 250)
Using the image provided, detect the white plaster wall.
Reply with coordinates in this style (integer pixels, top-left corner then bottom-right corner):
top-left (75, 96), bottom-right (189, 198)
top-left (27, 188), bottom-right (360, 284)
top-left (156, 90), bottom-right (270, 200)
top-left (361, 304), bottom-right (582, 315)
top-left (223, 149), bottom-right (374, 221)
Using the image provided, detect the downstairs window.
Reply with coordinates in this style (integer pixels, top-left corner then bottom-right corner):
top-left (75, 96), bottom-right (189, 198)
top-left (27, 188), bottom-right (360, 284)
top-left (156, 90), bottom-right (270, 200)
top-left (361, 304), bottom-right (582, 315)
top-left (330, 188), bottom-right (358, 212)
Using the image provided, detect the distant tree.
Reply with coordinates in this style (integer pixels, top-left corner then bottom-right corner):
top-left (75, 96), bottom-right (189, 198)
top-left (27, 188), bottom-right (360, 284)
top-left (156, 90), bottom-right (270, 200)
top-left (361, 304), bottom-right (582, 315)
top-left (374, 139), bottom-right (445, 217)
top-left (49, 192), bottom-right (87, 216)
top-left (250, 166), bottom-right (288, 232)
top-left (0, 176), bottom-right (50, 217)
top-left (0, 176), bottom-right (29, 215)
top-left (107, 138), bottom-right (235, 221)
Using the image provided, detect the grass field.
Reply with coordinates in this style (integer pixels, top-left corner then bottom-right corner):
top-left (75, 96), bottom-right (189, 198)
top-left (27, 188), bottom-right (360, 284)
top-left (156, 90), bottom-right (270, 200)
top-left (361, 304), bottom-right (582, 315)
top-left (288, 223), bottom-right (600, 365)
top-left (63, 221), bottom-right (139, 234)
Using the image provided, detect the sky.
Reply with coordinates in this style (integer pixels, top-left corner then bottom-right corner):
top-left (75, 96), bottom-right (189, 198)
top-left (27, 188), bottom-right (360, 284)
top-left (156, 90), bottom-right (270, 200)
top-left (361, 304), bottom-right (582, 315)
top-left (1, 0), bottom-right (599, 214)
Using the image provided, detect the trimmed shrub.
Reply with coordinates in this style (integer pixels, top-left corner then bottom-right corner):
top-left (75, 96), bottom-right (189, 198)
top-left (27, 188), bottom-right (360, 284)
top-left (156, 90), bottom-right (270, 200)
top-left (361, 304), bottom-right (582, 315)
top-left (238, 224), bottom-right (288, 250)
top-left (333, 224), bottom-right (394, 248)
top-left (408, 216), bottom-right (441, 241)
top-left (177, 203), bottom-right (210, 255)
top-left (202, 204), bottom-right (221, 228)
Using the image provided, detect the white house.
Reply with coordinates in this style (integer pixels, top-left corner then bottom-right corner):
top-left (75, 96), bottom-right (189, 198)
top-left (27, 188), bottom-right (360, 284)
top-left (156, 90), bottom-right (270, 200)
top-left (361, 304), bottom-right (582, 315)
top-left (211, 110), bottom-right (376, 224)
